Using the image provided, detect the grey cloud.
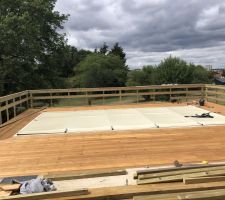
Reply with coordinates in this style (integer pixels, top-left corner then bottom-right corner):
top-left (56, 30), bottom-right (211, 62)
top-left (55, 0), bottom-right (225, 67)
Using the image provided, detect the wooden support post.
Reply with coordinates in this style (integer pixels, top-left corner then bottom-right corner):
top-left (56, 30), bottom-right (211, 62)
top-left (0, 111), bottom-right (2, 125)
top-left (102, 91), bottom-right (105, 105)
top-left (30, 93), bottom-right (33, 108)
top-left (205, 87), bottom-right (208, 102)
top-left (119, 90), bottom-right (122, 103)
top-left (13, 98), bottom-right (16, 117)
top-left (169, 88), bottom-right (172, 102)
top-left (186, 88), bottom-right (188, 102)
top-left (6, 101), bottom-right (9, 122)
top-left (136, 90), bottom-right (139, 103)
top-left (216, 88), bottom-right (218, 104)
top-left (50, 93), bottom-right (53, 107)
top-left (19, 96), bottom-right (22, 107)
top-left (26, 94), bottom-right (29, 108)
top-left (85, 91), bottom-right (89, 105)
top-left (201, 86), bottom-right (204, 98)
top-left (153, 89), bottom-right (156, 102)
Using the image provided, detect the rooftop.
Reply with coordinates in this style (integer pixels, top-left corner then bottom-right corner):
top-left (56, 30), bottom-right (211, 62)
top-left (1, 84), bottom-right (225, 199)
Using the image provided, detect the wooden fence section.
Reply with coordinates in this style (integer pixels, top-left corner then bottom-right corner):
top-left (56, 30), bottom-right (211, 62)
top-left (205, 84), bottom-right (225, 105)
top-left (29, 84), bottom-right (205, 107)
top-left (0, 91), bottom-right (30, 125)
top-left (1, 83), bottom-right (222, 126)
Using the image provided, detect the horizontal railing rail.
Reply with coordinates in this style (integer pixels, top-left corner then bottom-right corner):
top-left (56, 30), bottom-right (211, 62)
top-left (3, 83), bottom-right (225, 126)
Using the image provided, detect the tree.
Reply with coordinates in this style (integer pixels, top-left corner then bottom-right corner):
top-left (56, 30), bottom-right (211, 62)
top-left (0, 0), bottom-right (68, 94)
top-left (126, 56), bottom-right (212, 87)
top-left (99, 42), bottom-right (109, 55)
top-left (127, 66), bottom-right (156, 86)
top-left (156, 56), bottom-right (191, 84)
top-left (73, 53), bottom-right (128, 88)
top-left (109, 43), bottom-right (126, 64)
top-left (189, 64), bottom-right (213, 83)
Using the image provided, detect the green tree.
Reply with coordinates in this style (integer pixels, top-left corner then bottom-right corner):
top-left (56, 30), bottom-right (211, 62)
top-left (156, 56), bottom-right (191, 84)
top-left (109, 42), bottom-right (126, 64)
top-left (73, 53), bottom-right (128, 88)
top-left (127, 66), bottom-right (156, 86)
top-left (189, 64), bottom-right (213, 83)
top-left (0, 0), bottom-right (68, 94)
top-left (99, 42), bottom-right (109, 55)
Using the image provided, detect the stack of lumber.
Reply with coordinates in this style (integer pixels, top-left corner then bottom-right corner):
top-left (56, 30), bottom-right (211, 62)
top-left (133, 164), bottom-right (225, 199)
top-left (135, 164), bottom-right (225, 185)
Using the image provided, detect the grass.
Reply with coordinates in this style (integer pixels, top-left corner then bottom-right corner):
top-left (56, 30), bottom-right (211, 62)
top-left (52, 96), bottom-right (146, 107)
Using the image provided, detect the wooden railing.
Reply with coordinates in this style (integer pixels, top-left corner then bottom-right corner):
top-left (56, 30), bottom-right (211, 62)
top-left (0, 91), bottom-right (30, 125)
top-left (205, 84), bottom-right (225, 105)
top-left (29, 84), bottom-right (205, 106)
top-left (0, 84), bottom-right (215, 125)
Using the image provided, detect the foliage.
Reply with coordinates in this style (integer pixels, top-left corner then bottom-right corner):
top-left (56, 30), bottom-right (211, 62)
top-left (127, 56), bottom-right (212, 86)
top-left (98, 42), bottom-right (109, 55)
top-left (127, 66), bottom-right (156, 86)
top-left (0, 0), bottom-right (213, 97)
top-left (73, 53), bottom-right (128, 88)
top-left (109, 43), bottom-right (126, 64)
top-left (156, 56), bottom-right (191, 84)
top-left (189, 64), bottom-right (213, 83)
top-left (0, 0), bottom-right (68, 94)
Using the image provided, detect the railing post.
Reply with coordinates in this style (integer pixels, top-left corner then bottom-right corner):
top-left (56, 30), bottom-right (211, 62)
top-left (136, 89), bottom-right (139, 103)
top-left (6, 100), bottom-right (9, 122)
top-left (119, 90), bottom-right (122, 103)
top-left (26, 93), bottom-right (29, 108)
top-left (102, 91), bottom-right (105, 105)
top-left (0, 111), bottom-right (2, 125)
top-left (85, 91), bottom-right (88, 105)
top-left (153, 89), bottom-right (156, 102)
top-left (30, 92), bottom-right (33, 108)
top-left (50, 93), bottom-right (53, 107)
top-left (13, 98), bottom-right (16, 118)
top-left (186, 88), bottom-right (188, 102)
top-left (169, 88), bottom-right (172, 102)
top-left (216, 88), bottom-right (218, 104)
top-left (205, 85), bottom-right (208, 102)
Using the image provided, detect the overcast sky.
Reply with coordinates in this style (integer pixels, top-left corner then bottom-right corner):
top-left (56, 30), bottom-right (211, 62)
top-left (55, 0), bottom-right (225, 69)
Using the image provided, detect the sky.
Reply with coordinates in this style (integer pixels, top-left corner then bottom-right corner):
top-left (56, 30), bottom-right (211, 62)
top-left (55, 0), bottom-right (225, 69)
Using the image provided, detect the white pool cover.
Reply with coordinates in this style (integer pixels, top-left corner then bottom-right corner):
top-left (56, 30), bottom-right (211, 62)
top-left (17, 106), bottom-right (225, 135)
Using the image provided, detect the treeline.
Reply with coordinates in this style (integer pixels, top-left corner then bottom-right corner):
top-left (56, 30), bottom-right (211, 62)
top-left (0, 0), bottom-right (213, 96)
top-left (127, 56), bottom-right (213, 86)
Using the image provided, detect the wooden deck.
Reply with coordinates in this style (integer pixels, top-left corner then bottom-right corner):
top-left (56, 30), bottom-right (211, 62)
top-left (0, 102), bottom-right (225, 178)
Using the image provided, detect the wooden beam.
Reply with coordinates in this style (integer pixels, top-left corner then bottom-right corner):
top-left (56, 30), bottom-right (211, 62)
top-left (138, 166), bottom-right (225, 180)
top-left (133, 189), bottom-right (225, 200)
top-left (44, 169), bottom-right (127, 181)
top-left (1, 188), bottom-right (89, 200)
top-left (183, 176), bottom-right (225, 184)
top-left (136, 164), bottom-right (225, 176)
top-left (137, 169), bottom-right (225, 184)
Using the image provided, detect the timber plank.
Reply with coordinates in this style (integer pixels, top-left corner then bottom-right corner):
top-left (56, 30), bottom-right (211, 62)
top-left (138, 165), bottom-right (225, 180)
top-left (183, 176), bottom-right (225, 184)
top-left (137, 169), bottom-right (225, 184)
top-left (1, 189), bottom-right (89, 200)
